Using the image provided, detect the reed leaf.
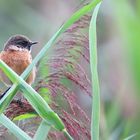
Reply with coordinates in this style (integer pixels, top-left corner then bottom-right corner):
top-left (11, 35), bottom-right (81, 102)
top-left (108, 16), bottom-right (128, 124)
top-left (89, 2), bottom-right (101, 140)
top-left (0, 114), bottom-right (32, 140)
top-left (33, 120), bottom-right (51, 140)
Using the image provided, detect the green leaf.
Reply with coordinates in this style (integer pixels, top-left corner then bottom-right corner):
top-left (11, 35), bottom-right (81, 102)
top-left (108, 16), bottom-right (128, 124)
top-left (123, 133), bottom-right (137, 140)
top-left (0, 114), bottom-right (32, 140)
top-left (39, 88), bottom-right (51, 103)
top-left (13, 113), bottom-right (37, 121)
top-left (33, 120), bottom-right (51, 140)
top-left (63, 129), bottom-right (73, 140)
top-left (89, 2), bottom-right (102, 140)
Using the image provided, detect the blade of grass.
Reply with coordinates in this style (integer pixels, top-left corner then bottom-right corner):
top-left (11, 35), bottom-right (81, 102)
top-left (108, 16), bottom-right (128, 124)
top-left (33, 120), bottom-right (51, 140)
top-left (123, 133), bottom-right (137, 140)
top-left (109, 123), bottom-right (124, 140)
top-left (0, 114), bottom-right (32, 140)
top-left (13, 113), bottom-right (37, 121)
top-left (89, 2), bottom-right (101, 140)
top-left (63, 129), bottom-right (73, 140)
top-left (0, 0), bottom-right (102, 115)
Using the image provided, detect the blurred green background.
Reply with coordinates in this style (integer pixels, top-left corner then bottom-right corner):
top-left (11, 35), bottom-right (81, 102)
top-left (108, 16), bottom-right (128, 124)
top-left (0, 0), bottom-right (140, 140)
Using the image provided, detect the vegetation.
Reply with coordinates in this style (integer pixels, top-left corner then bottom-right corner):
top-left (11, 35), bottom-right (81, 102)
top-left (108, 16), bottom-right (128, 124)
top-left (0, 0), bottom-right (101, 140)
top-left (0, 0), bottom-right (140, 140)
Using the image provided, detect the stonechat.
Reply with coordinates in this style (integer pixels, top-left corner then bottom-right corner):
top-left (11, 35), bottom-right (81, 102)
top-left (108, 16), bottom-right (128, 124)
top-left (0, 35), bottom-right (38, 99)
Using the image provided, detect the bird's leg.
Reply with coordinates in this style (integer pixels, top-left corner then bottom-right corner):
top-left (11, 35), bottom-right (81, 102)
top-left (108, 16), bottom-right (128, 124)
top-left (0, 87), bottom-right (11, 99)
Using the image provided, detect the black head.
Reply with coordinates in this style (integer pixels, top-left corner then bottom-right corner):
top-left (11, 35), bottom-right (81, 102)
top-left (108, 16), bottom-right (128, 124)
top-left (4, 35), bottom-right (38, 52)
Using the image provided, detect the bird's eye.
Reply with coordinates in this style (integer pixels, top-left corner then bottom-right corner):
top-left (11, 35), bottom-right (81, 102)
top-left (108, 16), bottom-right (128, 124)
top-left (22, 41), bottom-right (28, 45)
top-left (18, 41), bottom-right (28, 46)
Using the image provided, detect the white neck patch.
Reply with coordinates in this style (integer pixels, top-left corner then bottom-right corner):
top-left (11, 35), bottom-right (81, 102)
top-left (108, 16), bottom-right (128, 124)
top-left (8, 45), bottom-right (30, 53)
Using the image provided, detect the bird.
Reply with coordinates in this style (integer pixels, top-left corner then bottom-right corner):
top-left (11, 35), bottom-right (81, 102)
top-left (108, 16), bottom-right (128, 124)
top-left (0, 35), bottom-right (38, 99)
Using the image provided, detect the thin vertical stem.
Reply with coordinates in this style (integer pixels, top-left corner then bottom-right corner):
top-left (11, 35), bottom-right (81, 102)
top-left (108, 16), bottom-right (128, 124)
top-left (89, 2), bottom-right (101, 140)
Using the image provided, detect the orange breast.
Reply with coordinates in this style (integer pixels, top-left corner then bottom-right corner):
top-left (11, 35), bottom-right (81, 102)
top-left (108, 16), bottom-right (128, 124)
top-left (0, 50), bottom-right (35, 85)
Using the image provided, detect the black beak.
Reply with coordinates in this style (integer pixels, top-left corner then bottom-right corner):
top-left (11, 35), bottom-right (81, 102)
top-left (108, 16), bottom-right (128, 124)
top-left (30, 41), bottom-right (38, 46)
